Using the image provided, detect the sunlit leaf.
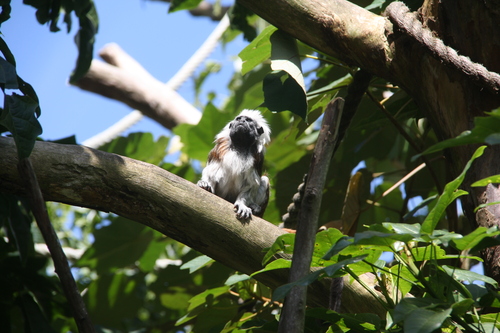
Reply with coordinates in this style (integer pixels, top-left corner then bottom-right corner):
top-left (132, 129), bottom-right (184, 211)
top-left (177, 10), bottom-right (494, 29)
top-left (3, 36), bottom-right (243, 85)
top-left (168, 0), bottom-right (203, 13)
top-left (471, 174), bottom-right (500, 186)
top-left (181, 255), bottom-right (214, 274)
top-left (442, 265), bottom-right (498, 288)
top-left (421, 146), bottom-right (486, 234)
top-left (239, 25), bottom-right (277, 75)
top-left (451, 226), bottom-right (500, 251)
top-left (99, 132), bottom-right (169, 165)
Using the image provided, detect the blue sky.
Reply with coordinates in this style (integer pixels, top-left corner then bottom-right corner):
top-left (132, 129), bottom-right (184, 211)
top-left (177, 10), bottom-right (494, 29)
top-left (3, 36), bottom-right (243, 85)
top-left (3, 1), bottom-right (245, 142)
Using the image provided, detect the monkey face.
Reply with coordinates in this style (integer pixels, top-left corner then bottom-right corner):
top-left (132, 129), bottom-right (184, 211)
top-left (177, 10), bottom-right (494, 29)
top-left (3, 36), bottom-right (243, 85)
top-left (229, 115), bottom-right (264, 149)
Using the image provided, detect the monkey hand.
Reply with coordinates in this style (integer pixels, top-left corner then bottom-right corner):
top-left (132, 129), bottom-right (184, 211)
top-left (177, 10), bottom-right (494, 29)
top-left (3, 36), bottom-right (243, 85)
top-left (234, 201), bottom-right (253, 220)
top-left (197, 180), bottom-right (213, 193)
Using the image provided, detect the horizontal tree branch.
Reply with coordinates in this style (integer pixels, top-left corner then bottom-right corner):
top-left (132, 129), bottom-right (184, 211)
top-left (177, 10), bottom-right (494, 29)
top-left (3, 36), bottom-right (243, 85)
top-left (0, 137), bottom-right (385, 315)
top-left (73, 44), bottom-right (201, 130)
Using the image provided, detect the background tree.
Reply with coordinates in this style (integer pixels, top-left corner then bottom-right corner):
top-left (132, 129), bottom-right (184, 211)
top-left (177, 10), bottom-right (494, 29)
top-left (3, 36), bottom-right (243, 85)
top-left (1, 0), bottom-right (499, 332)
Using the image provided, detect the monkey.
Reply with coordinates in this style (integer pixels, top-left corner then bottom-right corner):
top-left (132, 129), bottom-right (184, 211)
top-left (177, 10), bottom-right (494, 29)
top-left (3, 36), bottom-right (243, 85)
top-left (197, 109), bottom-right (271, 220)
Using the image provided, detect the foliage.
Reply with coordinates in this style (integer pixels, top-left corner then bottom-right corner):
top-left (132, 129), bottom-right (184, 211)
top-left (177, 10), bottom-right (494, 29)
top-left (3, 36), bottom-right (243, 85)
top-left (2, 0), bottom-right (500, 332)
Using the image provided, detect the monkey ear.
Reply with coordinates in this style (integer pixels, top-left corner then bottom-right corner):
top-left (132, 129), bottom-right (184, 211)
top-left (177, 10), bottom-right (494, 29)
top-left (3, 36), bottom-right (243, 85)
top-left (257, 126), bottom-right (264, 135)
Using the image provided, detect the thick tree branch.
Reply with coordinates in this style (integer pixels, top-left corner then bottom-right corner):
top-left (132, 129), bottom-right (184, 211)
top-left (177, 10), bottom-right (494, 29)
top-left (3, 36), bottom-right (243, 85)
top-left (385, 2), bottom-right (500, 95)
top-left (73, 44), bottom-right (201, 130)
top-left (0, 137), bottom-right (385, 316)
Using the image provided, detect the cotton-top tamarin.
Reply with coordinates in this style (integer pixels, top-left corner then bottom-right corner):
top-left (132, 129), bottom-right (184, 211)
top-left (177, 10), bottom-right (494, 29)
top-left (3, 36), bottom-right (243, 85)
top-left (197, 110), bottom-right (270, 219)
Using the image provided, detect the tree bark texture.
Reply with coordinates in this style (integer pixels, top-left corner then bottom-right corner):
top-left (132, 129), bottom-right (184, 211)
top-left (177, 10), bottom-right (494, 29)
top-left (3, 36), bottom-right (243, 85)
top-left (237, 0), bottom-right (500, 282)
top-left (0, 137), bottom-right (385, 316)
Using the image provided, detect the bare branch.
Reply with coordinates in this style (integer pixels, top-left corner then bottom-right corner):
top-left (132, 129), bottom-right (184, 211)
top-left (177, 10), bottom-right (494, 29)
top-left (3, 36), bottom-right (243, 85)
top-left (0, 137), bottom-right (385, 316)
top-left (73, 44), bottom-right (201, 131)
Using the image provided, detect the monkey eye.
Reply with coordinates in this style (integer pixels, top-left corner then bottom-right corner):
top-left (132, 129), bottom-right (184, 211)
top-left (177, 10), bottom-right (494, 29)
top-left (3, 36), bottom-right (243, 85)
top-left (257, 126), bottom-right (264, 135)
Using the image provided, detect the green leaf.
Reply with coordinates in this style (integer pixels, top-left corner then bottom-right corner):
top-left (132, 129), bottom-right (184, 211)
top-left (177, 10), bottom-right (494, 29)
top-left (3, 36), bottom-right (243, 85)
top-left (99, 132), bottom-right (169, 165)
top-left (419, 109), bottom-right (500, 156)
top-left (403, 307), bottom-right (452, 333)
top-left (263, 70), bottom-right (308, 118)
top-left (1, 93), bottom-right (43, 159)
top-left (76, 216), bottom-right (155, 273)
top-left (174, 103), bottom-right (233, 161)
top-left (442, 265), bottom-right (498, 287)
top-left (261, 233), bottom-right (295, 265)
top-left (181, 255), bottom-right (214, 274)
top-left (272, 256), bottom-right (366, 301)
top-left (451, 226), bottom-right (500, 251)
top-left (471, 174), bottom-right (500, 186)
top-left (69, 2), bottom-right (98, 83)
top-left (252, 258), bottom-right (291, 277)
top-left (225, 273), bottom-right (250, 286)
top-left (18, 293), bottom-right (56, 333)
top-left (228, 3), bottom-right (257, 42)
top-left (168, 0), bottom-right (203, 13)
top-left (263, 30), bottom-right (307, 119)
top-left (84, 271), bottom-right (146, 328)
top-left (421, 146), bottom-right (486, 233)
top-left (365, 0), bottom-right (387, 11)
top-left (239, 25), bottom-right (277, 75)
top-left (0, 57), bottom-right (18, 89)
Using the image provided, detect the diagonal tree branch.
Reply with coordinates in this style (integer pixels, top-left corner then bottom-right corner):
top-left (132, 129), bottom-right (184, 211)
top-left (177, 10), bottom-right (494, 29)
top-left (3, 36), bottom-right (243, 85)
top-left (0, 136), bottom-right (385, 316)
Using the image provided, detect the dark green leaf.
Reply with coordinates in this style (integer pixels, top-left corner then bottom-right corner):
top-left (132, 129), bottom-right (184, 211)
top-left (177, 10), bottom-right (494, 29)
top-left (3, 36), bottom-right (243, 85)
top-left (1, 93), bottom-right (42, 159)
top-left (84, 271), bottom-right (146, 328)
top-left (0, 3), bottom-right (11, 24)
top-left (69, 2), bottom-right (98, 83)
top-left (76, 216), bottom-right (155, 273)
top-left (19, 293), bottom-right (57, 333)
top-left (0, 37), bottom-right (15, 67)
top-left (228, 3), bottom-right (257, 42)
top-left (168, 0), bottom-right (203, 13)
top-left (0, 57), bottom-right (18, 89)
top-left (263, 30), bottom-right (307, 119)
top-left (6, 198), bottom-right (34, 265)
top-left (421, 146), bottom-right (486, 233)
top-left (263, 70), bottom-right (307, 118)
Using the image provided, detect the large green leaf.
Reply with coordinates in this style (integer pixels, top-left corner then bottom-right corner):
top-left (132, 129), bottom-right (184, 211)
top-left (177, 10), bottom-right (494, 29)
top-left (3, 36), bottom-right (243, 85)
top-left (239, 25), bottom-right (276, 75)
top-left (1, 93), bottom-right (43, 159)
top-left (263, 30), bottom-right (307, 119)
top-left (421, 146), bottom-right (486, 234)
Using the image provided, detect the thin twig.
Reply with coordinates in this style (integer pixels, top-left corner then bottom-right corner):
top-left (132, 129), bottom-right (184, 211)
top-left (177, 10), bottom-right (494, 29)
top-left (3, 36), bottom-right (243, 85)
top-left (18, 158), bottom-right (95, 333)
